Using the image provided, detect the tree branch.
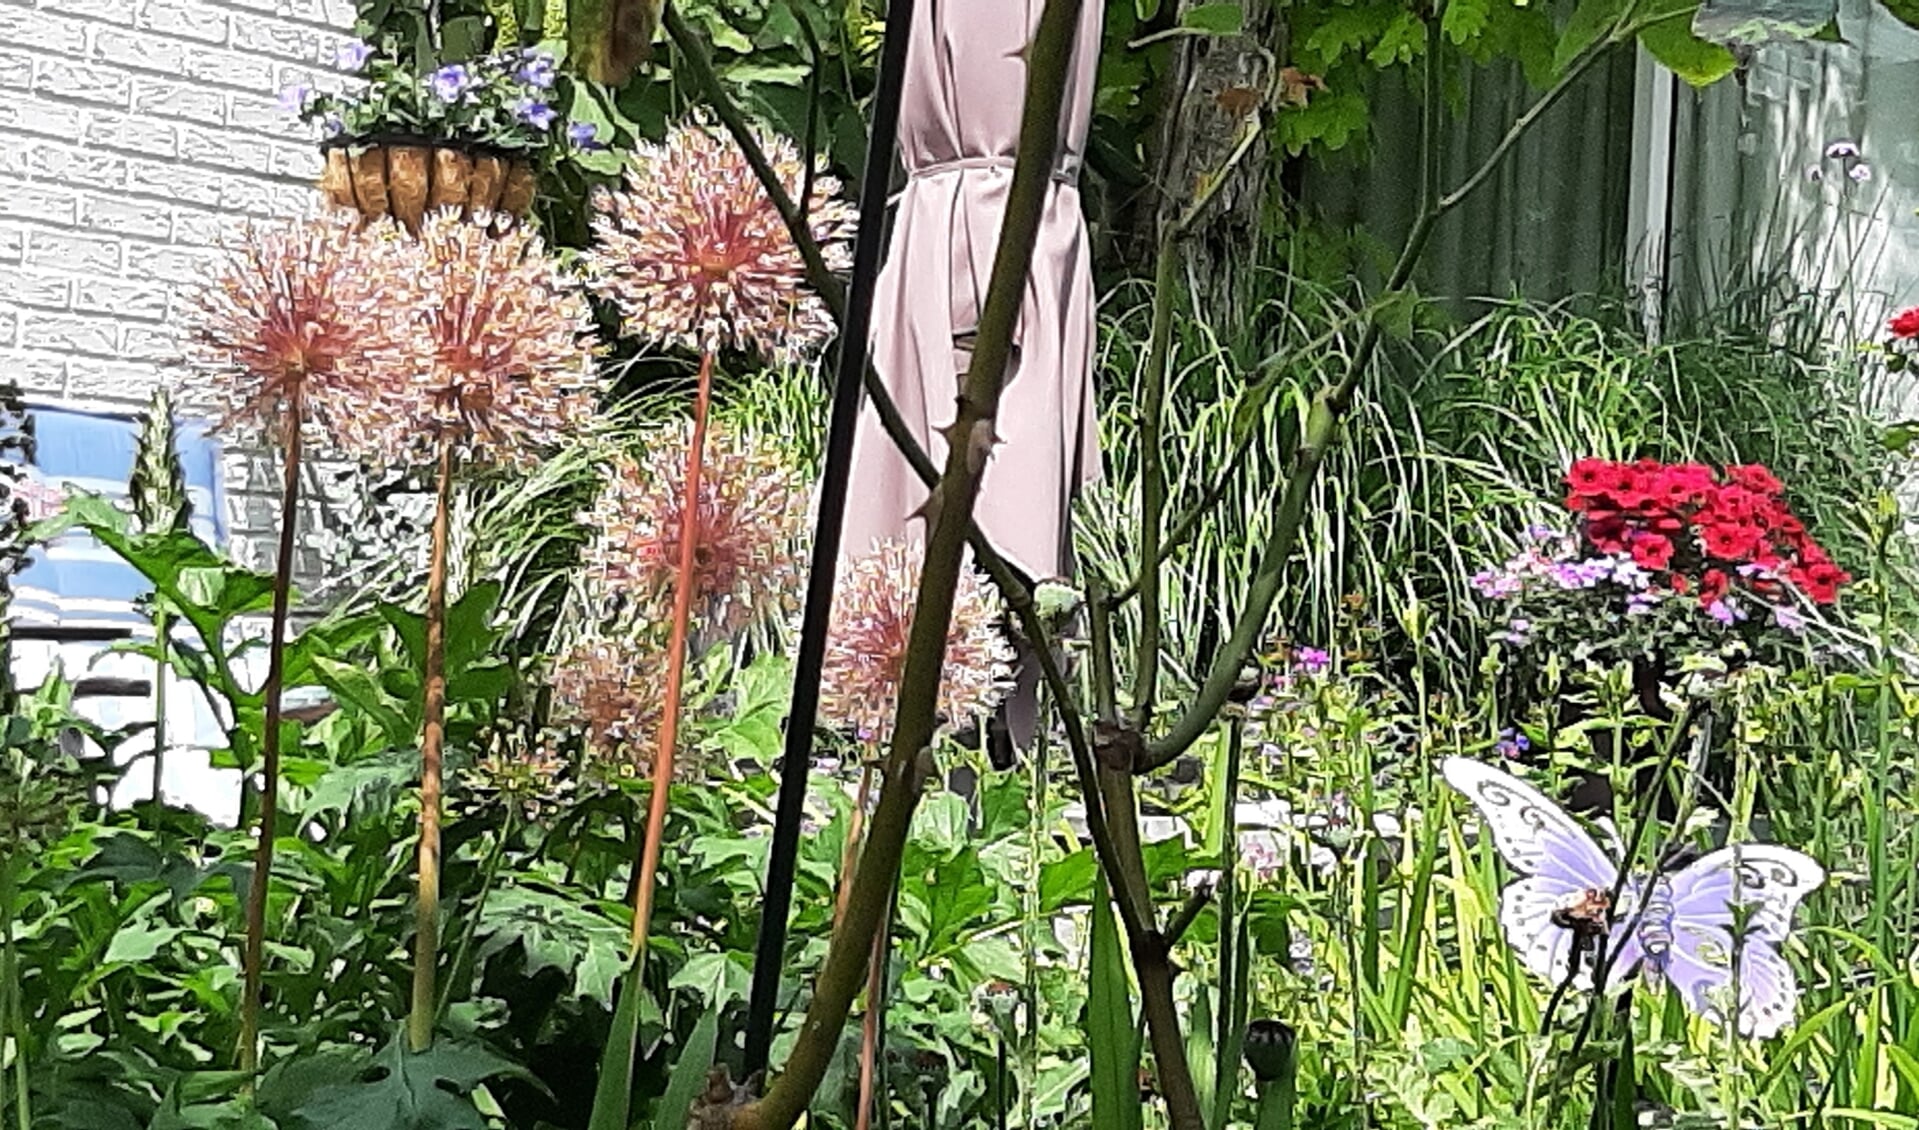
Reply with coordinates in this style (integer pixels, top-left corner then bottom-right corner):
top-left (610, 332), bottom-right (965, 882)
top-left (719, 4), bottom-right (1086, 1124)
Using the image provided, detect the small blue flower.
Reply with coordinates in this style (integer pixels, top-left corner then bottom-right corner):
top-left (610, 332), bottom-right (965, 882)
top-left (567, 120), bottom-right (602, 148)
top-left (429, 64), bottom-right (474, 102)
top-left (515, 98), bottom-right (556, 129)
top-left (516, 50), bottom-right (556, 87)
top-left (1525, 522), bottom-right (1557, 542)
top-left (1494, 728), bottom-right (1530, 759)
top-left (335, 39), bottom-right (374, 70)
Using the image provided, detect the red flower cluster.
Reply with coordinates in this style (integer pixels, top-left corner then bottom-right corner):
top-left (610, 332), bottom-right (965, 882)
top-left (1564, 458), bottom-right (1848, 606)
top-left (1890, 307), bottom-right (1919, 340)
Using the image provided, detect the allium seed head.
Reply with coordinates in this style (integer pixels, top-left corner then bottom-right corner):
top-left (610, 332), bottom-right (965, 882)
top-left (181, 212), bottom-right (401, 455)
top-left (582, 422), bottom-right (811, 638)
top-left (583, 118), bottom-right (854, 364)
top-left (816, 539), bottom-right (1014, 745)
top-left (548, 635), bottom-right (668, 781)
top-left (368, 209), bottom-right (599, 469)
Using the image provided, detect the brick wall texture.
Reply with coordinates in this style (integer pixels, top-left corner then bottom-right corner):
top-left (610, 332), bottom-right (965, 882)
top-left (0, 0), bottom-right (371, 593)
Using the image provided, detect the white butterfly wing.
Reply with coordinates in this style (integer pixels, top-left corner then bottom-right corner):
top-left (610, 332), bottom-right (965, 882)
top-left (1658, 843), bottom-right (1823, 1038)
top-left (1667, 844), bottom-right (1824, 943)
top-left (1657, 923), bottom-right (1801, 1039)
top-left (1441, 757), bottom-right (1618, 888)
top-left (1442, 757), bottom-right (1626, 989)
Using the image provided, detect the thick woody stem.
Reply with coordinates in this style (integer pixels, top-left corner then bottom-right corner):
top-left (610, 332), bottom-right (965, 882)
top-left (718, 4), bottom-right (1084, 1126)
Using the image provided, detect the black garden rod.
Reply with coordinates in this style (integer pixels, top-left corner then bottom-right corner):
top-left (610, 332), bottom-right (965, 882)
top-left (742, 0), bottom-right (918, 1076)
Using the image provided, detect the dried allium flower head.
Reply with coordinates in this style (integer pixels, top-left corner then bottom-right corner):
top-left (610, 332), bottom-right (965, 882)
top-left (548, 635), bottom-right (668, 780)
top-left (183, 212), bottom-right (401, 452)
top-left (369, 209), bottom-right (598, 468)
top-left (817, 539), bottom-right (1014, 745)
top-left (464, 737), bottom-right (569, 821)
top-left (581, 422), bottom-right (810, 637)
top-left (583, 118), bottom-right (855, 363)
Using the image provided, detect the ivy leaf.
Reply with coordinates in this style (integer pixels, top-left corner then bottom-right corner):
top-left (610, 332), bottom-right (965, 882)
top-left (1552, 0), bottom-right (1633, 73)
top-left (288, 1037), bottom-right (534, 1130)
top-left (1639, 16), bottom-right (1738, 84)
top-left (1181, 2), bottom-right (1245, 35)
top-left (1442, 0), bottom-right (1491, 44)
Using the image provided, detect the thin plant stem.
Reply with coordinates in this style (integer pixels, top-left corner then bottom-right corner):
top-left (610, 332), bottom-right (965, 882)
top-left (408, 441), bottom-right (456, 1053)
top-left (835, 759), bottom-right (874, 927)
top-left (437, 810), bottom-right (515, 1025)
top-left (855, 893), bottom-right (895, 1130)
top-left (630, 349), bottom-right (717, 958)
top-left (241, 392), bottom-right (303, 1075)
top-left (151, 610), bottom-right (169, 807)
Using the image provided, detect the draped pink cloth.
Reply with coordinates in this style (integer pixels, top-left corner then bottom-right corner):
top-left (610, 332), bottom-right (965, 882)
top-left (840, 0), bottom-right (1104, 582)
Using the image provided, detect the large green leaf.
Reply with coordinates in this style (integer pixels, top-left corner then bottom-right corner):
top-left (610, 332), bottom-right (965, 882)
top-left (474, 884), bottom-right (629, 1005)
top-left (289, 1037), bottom-right (530, 1130)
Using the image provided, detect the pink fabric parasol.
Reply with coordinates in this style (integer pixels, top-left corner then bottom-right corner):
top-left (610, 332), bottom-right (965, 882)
top-left (841, 0), bottom-right (1104, 583)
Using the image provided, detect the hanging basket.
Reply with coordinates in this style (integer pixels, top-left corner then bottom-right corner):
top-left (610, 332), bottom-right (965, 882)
top-left (318, 136), bottom-right (537, 232)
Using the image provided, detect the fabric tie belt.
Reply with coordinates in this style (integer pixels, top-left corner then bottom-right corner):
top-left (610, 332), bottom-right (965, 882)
top-left (891, 153), bottom-right (1083, 205)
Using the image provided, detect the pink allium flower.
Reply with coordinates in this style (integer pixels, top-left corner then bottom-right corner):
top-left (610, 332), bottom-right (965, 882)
top-left (816, 539), bottom-right (1014, 745)
top-left (181, 212), bottom-right (401, 453)
top-left (548, 635), bottom-right (668, 780)
top-left (581, 422), bottom-right (810, 638)
top-left (583, 118), bottom-right (855, 363)
top-left (368, 209), bottom-right (599, 468)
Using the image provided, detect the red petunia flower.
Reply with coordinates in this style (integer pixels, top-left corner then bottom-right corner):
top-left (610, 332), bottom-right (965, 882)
top-left (1727, 464), bottom-right (1785, 496)
top-left (1891, 307), bottom-right (1919, 339)
top-left (1699, 568), bottom-right (1731, 606)
top-left (1799, 561), bottom-right (1848, 604)
top-left (1567, 458), bottom-right (1614, 498)
top-left (1700, 522), bottom-right (1760, 561)
top-left (1630, 533), bottom-right (1675, 570)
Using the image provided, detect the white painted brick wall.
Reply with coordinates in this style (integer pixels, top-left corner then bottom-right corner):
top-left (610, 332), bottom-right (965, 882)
top-left (0, 0), bottom-right (370, 593)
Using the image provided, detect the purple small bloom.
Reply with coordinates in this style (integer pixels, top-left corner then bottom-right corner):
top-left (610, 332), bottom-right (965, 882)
top-left (1626, 591), bottom-right (1659, 616)
top-left (322, 113), bottom-right (344, 137)
top-left (1805, 163), bottom-right (1824, 182)
top-left (1773, 604), bottom-right (1806, 633)
top-left (1526, 522), bottom-right (1557, 542)
top-left (1825, 140), bottom-right (1861, 160)
top-left (567, 120), bottom-right (601, 148)
top-left (335, 40), bottom-right (374, 70)
top-left (1494, 728), bottom-right (1530, 759)
top-left (1849, 163), bottom-right (1873, 184)
top-left (276, 83), bottom-right (312, 114)
top-left (429, 64), bottom-right (474, 102)
top-left (514, 98), bottom-right (556, 129)
top-left (1706, 599), bottom-right (1737, 625)
top-left (1294, 647), bottom-right (1331, 674)
top-left (516, 50), bottom-right (556, 87)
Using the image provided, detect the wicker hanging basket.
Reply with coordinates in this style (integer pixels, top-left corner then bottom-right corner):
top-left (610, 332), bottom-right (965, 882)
top-left (318, 136), bottom-right (537, 232)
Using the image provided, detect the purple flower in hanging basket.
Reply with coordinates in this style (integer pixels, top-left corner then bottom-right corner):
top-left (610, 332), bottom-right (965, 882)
top-left (516, 50), bottom-right (556, 88)
top-left (334, 39), bottom-right (374, 70)
top-left (276, 83), bottom-right (312, 114)
top-left (429, 64), bottom-right (475, 102)
top-left (567, 121), bottom-right (602, 149)
top-left (515, 98), bottom-right (556, 129)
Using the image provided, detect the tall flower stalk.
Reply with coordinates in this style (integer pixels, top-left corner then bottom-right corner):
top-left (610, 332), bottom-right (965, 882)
top-left (373, 209), bottom-right (597, 1052)
top-left (583, 118), bottom-right (851, 962)
top-left (183, 213), bottom-right (398, 1073)
top-left (581, 117), bottom-right (849, 1129)
top-left (128, 388), bottom-right (190, 807)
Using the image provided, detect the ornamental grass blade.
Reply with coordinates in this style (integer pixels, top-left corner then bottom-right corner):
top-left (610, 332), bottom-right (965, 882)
top-left (655, 1007), bottom-right (720, 1130)
top-left (1087, 874), bottom-right (1143, 1130)
top-left (588, 959), bottom-right (646, 1130)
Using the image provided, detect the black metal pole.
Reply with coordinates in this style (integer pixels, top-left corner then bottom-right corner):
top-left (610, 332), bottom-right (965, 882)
top-left (742, 0), bottom-right (918, 1076)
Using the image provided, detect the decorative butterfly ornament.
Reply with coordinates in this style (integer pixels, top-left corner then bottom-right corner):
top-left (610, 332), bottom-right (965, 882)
top-left (1440, 756), bottom-right (1824, 1038)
